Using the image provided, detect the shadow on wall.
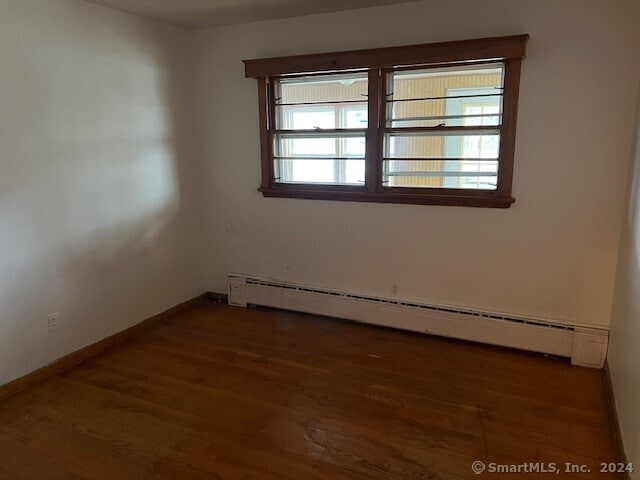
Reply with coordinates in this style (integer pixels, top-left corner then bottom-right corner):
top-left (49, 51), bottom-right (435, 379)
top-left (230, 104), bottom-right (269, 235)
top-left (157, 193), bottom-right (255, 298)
top-left (0, 0), bottom-right (203, 385)
top-left (608, 81), bottom-right (640, 470)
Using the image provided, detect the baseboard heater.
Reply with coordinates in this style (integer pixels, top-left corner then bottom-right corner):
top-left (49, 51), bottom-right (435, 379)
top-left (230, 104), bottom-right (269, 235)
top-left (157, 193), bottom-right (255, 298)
top-left (227, 274), bottom-right (608, 368)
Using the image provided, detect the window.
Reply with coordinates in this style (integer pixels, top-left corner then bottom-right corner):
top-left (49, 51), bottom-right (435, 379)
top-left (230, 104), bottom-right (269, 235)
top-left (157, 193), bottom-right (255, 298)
top-left (245, 35), bottom-right (528, 208)
top-left (275, 73), bottom-right (368, 185)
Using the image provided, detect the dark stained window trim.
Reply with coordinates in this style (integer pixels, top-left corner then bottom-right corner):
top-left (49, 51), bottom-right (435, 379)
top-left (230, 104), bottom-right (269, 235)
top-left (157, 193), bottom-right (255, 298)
top-left (245, 34), bottom-right (529, 208)
top-left (244, 35), bottom-right (529, 78)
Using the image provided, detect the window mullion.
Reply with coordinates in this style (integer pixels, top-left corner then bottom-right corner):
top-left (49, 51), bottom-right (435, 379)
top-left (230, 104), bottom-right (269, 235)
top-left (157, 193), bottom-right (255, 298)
top-left (365, 69), bottom-right (381, 193)
top-left (379, 69), bottom-right (390, 189)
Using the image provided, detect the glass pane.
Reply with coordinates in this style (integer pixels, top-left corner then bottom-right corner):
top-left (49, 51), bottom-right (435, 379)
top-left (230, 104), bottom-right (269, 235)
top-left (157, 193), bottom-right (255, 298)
top-left (383, 159), bottom-right (498, 190)
top-left (384, 133), bottom-right (500, 160)
top-left (274, 131), bottom-right (365, 186)
top-left (287, 109), bottom-right (335, 130)
top-left (344, 108), bottom-right (368, 128)
top-left (387, 63), bottom-right (504, 127)
top-left (275, 159), bottom-right (365, 185)
top-left (275, 133), bottom-right (366, 159)
top-left (278, 136), bottom-right (337, 157)
top-left (275, 72), bottom-right (368, 129)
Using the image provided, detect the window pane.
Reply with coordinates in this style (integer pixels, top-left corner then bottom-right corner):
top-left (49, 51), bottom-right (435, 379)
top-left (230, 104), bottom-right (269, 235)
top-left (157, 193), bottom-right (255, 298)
top-left (344, 137), bottom-right (365, 157)
top-left (383, 159), bottom-right (498, 190)
top-left (276, 159), bottom-right (365, 185)
top-left (384, 132), bottom-right (500, 160)
top-left (275, 133), bottom-right (366, 158)
top-left (383, 132), bottom-right (500, 189)
top-left (274, 132), bottom-right (365, 185)
top-left (287, 109), bottom-right (335, 130)
top-left (344, 108), bottom-right (368, 128)
top-left (278, 136), bottom-right (337, 157)
top-left (387, 63), bottom-right (504, 127)
top-left (275, 72), bottom-right (368, 130)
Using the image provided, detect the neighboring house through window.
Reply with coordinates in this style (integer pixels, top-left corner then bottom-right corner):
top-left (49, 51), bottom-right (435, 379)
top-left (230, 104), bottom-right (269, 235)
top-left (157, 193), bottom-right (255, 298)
top-left (445, 86), bottom-right (501, 189)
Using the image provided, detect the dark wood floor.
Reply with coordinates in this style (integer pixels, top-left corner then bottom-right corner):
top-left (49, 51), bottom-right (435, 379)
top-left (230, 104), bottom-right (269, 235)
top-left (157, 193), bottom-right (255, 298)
top-left (0, 303), bottom-right (619, 479)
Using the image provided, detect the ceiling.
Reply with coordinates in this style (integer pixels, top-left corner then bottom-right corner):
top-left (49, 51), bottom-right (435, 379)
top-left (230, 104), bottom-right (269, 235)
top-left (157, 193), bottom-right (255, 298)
top-left (86, 0), bottom-right (416, 29)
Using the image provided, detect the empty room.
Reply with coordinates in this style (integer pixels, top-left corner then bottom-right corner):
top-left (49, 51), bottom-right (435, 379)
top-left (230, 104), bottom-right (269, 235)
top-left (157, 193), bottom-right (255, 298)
top-left (1, 0), bottom-right (640, 478)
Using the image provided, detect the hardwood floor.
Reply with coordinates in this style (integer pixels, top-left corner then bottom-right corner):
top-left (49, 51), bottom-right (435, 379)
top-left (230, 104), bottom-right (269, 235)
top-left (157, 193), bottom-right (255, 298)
top-left (0, 302), bottom-right (619, 479)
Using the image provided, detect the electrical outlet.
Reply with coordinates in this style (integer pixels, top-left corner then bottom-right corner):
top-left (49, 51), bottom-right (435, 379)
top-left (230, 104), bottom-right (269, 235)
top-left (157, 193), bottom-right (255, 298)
top-left (48, 313), bottom-right (59, 333)
top-left (392, 284), bottom-right (398, 296)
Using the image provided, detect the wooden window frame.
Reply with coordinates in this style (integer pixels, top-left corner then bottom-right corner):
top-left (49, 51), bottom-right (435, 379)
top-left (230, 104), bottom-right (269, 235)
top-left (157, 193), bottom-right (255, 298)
top-left (244, 34), bottom-right (529, 208)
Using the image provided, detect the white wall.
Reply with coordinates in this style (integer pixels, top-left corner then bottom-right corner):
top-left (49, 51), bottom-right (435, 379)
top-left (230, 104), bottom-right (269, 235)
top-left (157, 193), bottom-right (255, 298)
top-left (0, 0), bottom-right (205, 385)
top-left (609, 86), bottom-right (640, 475)
top-left (194, 0), bottom-right (640, 328)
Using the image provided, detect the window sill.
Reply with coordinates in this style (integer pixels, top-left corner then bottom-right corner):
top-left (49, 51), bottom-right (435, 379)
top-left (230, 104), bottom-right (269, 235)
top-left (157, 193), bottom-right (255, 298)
top-left (259, 187), bottom-right (515, 208)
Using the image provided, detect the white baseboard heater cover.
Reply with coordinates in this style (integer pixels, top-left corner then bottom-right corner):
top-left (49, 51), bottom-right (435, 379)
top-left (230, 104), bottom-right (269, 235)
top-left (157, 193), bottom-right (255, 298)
top-left (228, 274), bottom-right (608, 369)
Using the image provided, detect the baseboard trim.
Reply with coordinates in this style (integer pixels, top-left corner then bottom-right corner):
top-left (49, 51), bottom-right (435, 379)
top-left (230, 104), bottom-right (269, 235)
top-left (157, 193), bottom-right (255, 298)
top-left (602, 362), bottom-right (630, 480)
top-left (0, 293), bottom-right (209, 402)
